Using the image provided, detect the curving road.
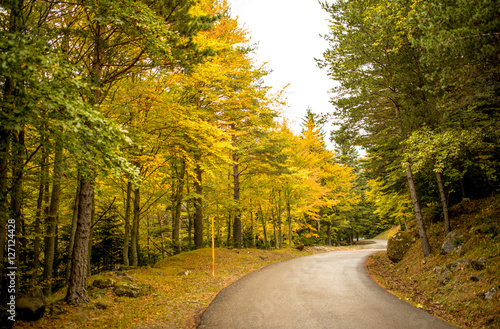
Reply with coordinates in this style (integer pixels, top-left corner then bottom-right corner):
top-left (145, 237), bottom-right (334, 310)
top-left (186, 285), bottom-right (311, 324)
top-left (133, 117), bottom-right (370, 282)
top-left (198, 240), bottom-right (459, 329)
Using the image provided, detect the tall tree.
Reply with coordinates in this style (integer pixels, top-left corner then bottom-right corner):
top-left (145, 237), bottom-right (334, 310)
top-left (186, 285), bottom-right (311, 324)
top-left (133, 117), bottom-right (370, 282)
top-left (65, 0), bottom-right (208, 304)
top-left (319, 0), bottom-right (433, 256)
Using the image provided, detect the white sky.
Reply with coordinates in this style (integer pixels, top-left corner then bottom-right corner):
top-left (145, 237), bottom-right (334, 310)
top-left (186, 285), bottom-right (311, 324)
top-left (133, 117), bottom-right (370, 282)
top-left (227, 0), bottom-right (334, 137)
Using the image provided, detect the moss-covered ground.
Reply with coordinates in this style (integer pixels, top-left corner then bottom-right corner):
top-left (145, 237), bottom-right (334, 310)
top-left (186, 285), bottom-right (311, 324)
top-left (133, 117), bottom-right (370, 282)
top-left (367, 196), bottom-right (500, 329)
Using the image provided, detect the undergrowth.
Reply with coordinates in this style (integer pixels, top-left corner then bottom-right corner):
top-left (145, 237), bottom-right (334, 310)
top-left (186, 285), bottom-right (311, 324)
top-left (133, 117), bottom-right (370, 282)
top-left (367, 196), bottom-right (500, 329)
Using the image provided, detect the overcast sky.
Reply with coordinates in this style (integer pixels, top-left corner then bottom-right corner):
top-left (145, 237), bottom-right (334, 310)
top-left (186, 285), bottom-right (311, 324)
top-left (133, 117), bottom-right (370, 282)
top-left (227, 0), bottom-right (333, 136)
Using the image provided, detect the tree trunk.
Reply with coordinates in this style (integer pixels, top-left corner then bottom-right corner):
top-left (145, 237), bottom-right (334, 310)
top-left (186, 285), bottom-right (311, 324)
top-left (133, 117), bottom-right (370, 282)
top-left (250, 211), bottom-right (255, 248)
top-left (186, 196), bottom-right (193, 248)
top-left (226, 215), bottom-right (232, 247)
top-left (194, 160), bottom-right (203, 249)
top-left (259, 205), bottom-right (268, 248)
top-left (31, 139), bottom-right (48, 286)
top-left (131, 187), bottom-right (140, 266)
top-left (459, 178), bottom-right (466, 200)
top-left (287, 201), bottom-right (293, 246)
top-left (66, 177), bottom-right (80, 281)
top-left (43, 137), bottom-right (63, 296)
top-left (326, 223), bottom-right (332, 246)
top-left (278, 191), bottom-right (282, 249)
top-left (172, 160), bottom-right (185, 254)
top-left (0, 127), bottom-right (8, 302)
top-left (123, 181), bottom-right (132, 266)
top-left (1, 2), bottom-right (26, 301)
top-left (65, 177), bottom-right (93, 305)
top-left (394, 103), bottom-right (431, 257)
top-left (158, 212), bottom-right (165, 258)
top-left (272, 209), bottom-right (278, 249)
top-left (66, 16), bottom-right (104, 304)
top-left (232, 151), bottom-right (242, 248)
top-left (216, 204), bottom-right (221, 247)
top-left (406, 163), bottom-right (431, 257)
top-left (435, 171), bottom-right (451, 235)
top-left (146, 214), bottom-right (150, 261)
top-left (87, 193), bottom-right (95, 275)
top-left (11, 130), bottom-right (24, 294)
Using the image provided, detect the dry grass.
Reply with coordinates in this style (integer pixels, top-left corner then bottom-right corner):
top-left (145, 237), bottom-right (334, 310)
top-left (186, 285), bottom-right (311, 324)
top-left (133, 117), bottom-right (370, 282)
top-left (13, 246), bottom-right (341, 329)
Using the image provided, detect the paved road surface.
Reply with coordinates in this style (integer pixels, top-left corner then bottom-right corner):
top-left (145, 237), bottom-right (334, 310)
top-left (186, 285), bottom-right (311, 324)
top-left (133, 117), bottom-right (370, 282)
top-left (198, 240), bottom-right (459, 328)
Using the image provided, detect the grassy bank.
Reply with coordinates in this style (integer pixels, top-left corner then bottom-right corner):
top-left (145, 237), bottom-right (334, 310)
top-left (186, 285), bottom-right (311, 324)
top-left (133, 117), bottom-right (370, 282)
top-left (14, 246), bottom-right (343, 329)
top-left (367, 196), bottom-right (500, 328)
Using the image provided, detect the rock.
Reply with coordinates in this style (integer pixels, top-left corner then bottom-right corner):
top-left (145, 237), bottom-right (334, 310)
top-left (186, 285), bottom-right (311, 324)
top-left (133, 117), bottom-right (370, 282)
top-left (439, 276), bottom-right (452, 286)
top-left (92, 278), bottom-right (116, 289)
top-left (477, 287), bottom-right (497, 300)
top-left (50, 303), bottom-right (67, 316)
top-left (470, 274), bottom-right (485, 282)
top-left (295, 244), bottom-right (305, 251)
top-left (95, 302), bottom-right (108, 310)
top-left (16, 288), bottom-right (45, 321)
top-left (387, 231), bottom-right (414, 263)
top-left (115, 271), bottom-right (136, 282)
top-left (470, 257), bottom-right (487, 271)
top-left (440, 231), bottom-right (464, 255)
top-left (177, 270), bottom-right (192, 276)
top-left (113, 282), bottom-right (152, 298)
top-left (437, 268), bottom-right (453, 285)
top-left (433, 266), bottom-right (444, 274)
top-left (445, 258), bottom-right (470, 272)
top-left (438, 268), bottom-right (453, 279)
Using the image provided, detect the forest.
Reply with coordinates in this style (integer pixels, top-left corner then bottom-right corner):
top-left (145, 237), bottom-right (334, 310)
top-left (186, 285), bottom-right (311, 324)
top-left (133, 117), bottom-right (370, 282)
top-left (0, 0), bottom-right (498, 314)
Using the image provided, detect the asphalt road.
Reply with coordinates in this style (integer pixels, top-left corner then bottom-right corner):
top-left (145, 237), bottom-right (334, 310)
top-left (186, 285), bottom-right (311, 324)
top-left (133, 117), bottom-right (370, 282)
top-left (198, 240), bottom-right (459, 329)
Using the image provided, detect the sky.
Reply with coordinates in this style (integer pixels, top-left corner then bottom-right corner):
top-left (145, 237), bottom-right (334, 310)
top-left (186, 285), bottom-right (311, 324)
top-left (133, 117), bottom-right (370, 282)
top-left (227, 0), bottom-right (334, 136)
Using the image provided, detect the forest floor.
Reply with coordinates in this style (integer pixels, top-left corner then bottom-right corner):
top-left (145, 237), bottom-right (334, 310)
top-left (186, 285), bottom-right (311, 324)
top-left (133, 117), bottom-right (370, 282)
top-left (13, 245), bottom-right (360, 329)
top-left (366, 196), bottom-right (500, 329)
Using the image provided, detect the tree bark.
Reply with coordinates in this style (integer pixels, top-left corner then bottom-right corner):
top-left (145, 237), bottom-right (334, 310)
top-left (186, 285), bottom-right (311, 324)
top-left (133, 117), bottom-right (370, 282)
top-left (131, 187), bottom-right (140, 266)
top-left (87, 193), bottom-right (95, 275)
top-left (194, 160), bottom-right (203, 249)
top-left (172, 160), bottom-right (185, 254)
top-left (158, 212), bottom-right (165, 258)
top-left (123, 181), bottom-right (132, 266)
top-left (326, 223), bottom-right (332, 246)
top-left (43, 137), bottom-right (63, 296)
top-left (232, 150), bottom-right (242, 249)
top-left (66, 15), bottom-right (103, 303)
top-left (250, 211), bottom-right (255, 248)
top-left (66, 177), bottom-right (80, 281)
top-left (394, 103), bottom-right (431, 257)
top-left (31, 139), bottom-right (48, 285)
top-left (226, 215), bottom-right (232, 247)
top-left (287, 201), bottom-right (293, 246)
top-left (0, 127), bottom-right (8, 301)
top-left (406, 163), bottom-right (431, 257)
top-left (11, 130), bottom-right (24, 294)
top-left (435, 171), bottom-right (451, 235)
top-left (258, 205), bottom-right (268, 248)
top-left (65, 177), bottom-right (93, 305)
top-left (278, 191), bottom-right (282, 249)
top-left (272, 208), bottom-right (278, 249)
